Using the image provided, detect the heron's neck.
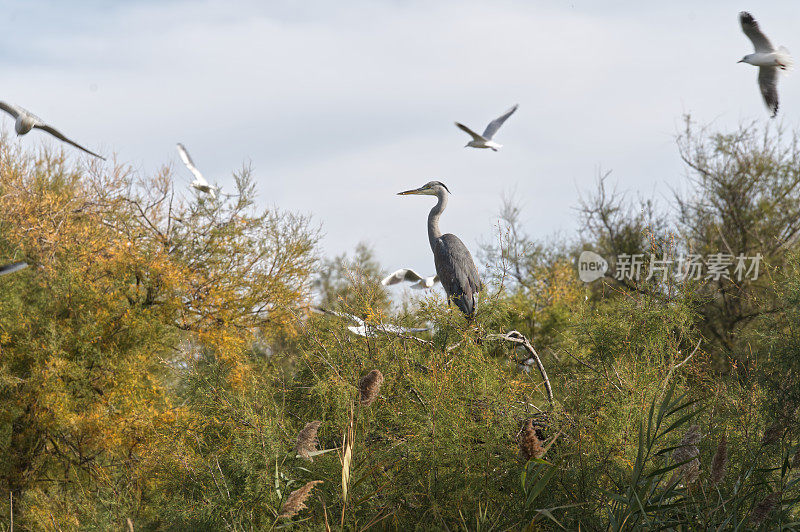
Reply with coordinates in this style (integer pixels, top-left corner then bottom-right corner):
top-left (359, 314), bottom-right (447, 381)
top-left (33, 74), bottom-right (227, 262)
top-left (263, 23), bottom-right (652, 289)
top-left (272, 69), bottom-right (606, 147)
top-left (427, 190), bottom-right (447, 250)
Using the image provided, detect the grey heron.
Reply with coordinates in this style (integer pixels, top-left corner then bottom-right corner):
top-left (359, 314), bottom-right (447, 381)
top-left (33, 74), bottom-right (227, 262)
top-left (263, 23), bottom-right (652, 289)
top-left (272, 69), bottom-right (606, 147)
top-left (177, 143), bottom-right (218, 198)
top-left (0, 102), bottom-right (105, 160)
top-left (738, 12), bottom-right (792, 118)
top-left (398, 181), bottom-right (482, 319)
top-left (381, 268), bottom-right (440, 290)
top-left (455, 104), bottom-right (518, 151)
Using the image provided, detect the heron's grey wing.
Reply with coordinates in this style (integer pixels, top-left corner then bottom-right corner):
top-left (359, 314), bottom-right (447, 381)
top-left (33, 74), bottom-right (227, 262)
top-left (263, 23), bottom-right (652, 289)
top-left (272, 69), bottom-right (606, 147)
top-left (455, 122), bottom-right (485, 142)
top-left (0, 102), bottom-right (21, 119)
top-left (481, 104), bottom-right (518, 139)
top-left (0, 261), bottom-right (28, 276)
top-left (176, 143), bottom-right (209, 185)
top-left (758, 66), bottom-right (779, 117)
top-left (381, 268), bottom-right (424, 286)
top-left (433, 234), bottom-right (482, 317)
top-left (35, 125), bottom-right (105, 160)
top-left (740, 12), bottom-right (774, 53)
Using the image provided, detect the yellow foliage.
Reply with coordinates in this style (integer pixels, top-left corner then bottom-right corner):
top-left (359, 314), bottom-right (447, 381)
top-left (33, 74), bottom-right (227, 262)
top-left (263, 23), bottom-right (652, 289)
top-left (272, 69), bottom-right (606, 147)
top-left (0, 139), bottom-right (317, 525)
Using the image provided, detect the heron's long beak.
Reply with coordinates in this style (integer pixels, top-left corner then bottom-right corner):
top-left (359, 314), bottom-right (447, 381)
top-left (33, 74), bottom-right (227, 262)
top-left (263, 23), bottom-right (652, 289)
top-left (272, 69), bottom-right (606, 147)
top-left (737, 59), bottom-right (744, 63)
top-left (398, 187), bottom-right (426, 195)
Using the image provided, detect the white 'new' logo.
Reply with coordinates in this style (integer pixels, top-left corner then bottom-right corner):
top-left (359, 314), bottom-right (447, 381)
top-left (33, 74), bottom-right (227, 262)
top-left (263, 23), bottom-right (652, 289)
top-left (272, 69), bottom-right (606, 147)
top-left (578, 251), bottom-right (608, 283)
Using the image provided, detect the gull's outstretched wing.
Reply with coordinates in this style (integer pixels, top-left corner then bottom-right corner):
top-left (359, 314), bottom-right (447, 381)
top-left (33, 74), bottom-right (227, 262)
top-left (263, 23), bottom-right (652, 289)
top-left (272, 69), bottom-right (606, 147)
top-left (176, 143), bottom-right (210, 186)
top-left (313, 306), bottom-right (365, 326)
top-left (382, 268), bottom-right (424, 286)
top-left (349, 322), bottom-right (431, 337)
top-left (0, 261), bottom-right (28, 276)
top-left (375, 324), bottom-right (431, 334)
top-left (740, 12), bottom-right (774, 53)
top-left (0, 102), bottom-right (21, 120)
top-left (481, 104), bottom-right (518, 140)
top-left (313, 306), bottom-right (429, 337)
top-left (35, 124), bottom-right (105, 160)
top-left (347, 325), bottom-right (369, 337)
top-left (455, 122), bottom-right (485, 142)
top-left (758, 66), bottom-right (780, 117)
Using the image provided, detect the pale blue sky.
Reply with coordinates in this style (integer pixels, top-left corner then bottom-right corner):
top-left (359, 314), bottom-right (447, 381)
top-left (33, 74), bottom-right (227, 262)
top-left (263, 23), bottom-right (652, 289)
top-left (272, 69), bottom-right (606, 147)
top-left (2, 1), bottom-right (798, 277)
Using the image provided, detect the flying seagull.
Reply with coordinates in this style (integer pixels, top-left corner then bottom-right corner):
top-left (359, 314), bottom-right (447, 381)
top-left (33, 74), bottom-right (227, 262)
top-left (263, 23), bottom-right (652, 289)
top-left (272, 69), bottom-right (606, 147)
top-left (0, 261), bottom-right (28, 276)
top-left (381, 268), bottom-right (440, 290)
top-left (0, 102), bottom-right (105, 160)
top-left (346, 317), bottom-right (431, 338)
top-left (738, 12), bottom-right (792, 118)
top-left (176, 143), bottom-right (218, 199)
top-left (312, 307), bottom-right (431, 338)
top-left (455, 104), bottom-right (518, 151)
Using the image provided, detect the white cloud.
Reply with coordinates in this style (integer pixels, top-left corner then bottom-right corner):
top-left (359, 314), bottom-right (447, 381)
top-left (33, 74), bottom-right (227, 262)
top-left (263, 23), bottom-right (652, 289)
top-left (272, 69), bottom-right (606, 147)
top-left (1, 0), bottom-right (798, 272)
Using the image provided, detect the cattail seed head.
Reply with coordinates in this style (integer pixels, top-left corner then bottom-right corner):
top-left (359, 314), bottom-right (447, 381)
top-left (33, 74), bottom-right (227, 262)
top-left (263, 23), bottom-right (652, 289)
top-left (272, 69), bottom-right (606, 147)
top-left (709, 433), bottom-right (727, 486)
top-left (673, 424), bottom-right (701, 484)
top-left (751, 491), bottom-right (781, 526)
top-left (279, 480), bottom-right (323, 519)
top-left (359, 369), bottom-right (384, 406)
top-left (519, 419), bottom-right (545, 461)
top-left (761, 423), bottom-right (783, 446)
top-left (295, 420), bottom-right (322, 461)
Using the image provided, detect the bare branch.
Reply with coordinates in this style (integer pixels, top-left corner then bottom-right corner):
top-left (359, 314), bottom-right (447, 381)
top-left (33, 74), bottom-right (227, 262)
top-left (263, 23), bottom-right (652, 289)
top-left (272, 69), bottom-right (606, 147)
top-left (485, 330), bottom-right (554, 404)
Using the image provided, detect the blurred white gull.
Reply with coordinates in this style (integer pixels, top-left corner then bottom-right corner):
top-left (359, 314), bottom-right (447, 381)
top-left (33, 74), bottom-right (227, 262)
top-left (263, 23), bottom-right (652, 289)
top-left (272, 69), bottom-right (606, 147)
top-left (312, 307), bottom-right (431, 338)
top-left (177, 143), bottom-right (218, 198)
top-left (738, 11), bottom-right (792, 118)
top-left (381, 268), bottom-right (440, 290)
top-left (455, 104), bottom-right (518, 151)
top-left (0, 102), bottom-right (105, 160)
top-left (0, 261), bottom-right (28, 276)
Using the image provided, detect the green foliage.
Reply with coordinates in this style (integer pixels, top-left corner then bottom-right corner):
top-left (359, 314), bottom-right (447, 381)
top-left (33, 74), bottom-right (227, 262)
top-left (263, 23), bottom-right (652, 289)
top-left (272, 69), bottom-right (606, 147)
top-left (604, 384), bottom-right (800, 531)
top-left (316, 241), bottom-right (390, 313)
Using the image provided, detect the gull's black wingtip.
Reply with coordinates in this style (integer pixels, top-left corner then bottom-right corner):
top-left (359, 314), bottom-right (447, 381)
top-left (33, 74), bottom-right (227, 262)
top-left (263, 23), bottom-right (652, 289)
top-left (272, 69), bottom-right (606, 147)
top-left (0, 261), bottom-right (29, 276)
top-left (739, 11), bottom-right (755, 24)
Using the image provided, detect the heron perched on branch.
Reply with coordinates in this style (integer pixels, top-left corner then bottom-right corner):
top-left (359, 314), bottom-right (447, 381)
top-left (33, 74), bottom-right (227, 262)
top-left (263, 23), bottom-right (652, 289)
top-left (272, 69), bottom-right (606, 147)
top-left (398, 181), bottom-right (482, 319)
